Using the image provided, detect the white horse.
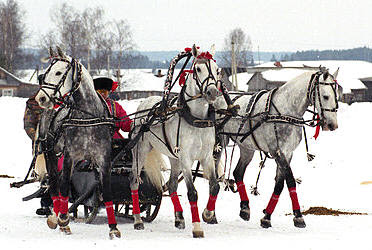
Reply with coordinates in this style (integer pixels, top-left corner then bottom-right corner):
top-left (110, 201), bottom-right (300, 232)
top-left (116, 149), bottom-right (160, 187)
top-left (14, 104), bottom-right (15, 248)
top-left (215, 68), bottom-right (339, 228)
top-left (35, 47), bottom-right (121, 239)
top-left (130, 45), bottom-right (221, 238)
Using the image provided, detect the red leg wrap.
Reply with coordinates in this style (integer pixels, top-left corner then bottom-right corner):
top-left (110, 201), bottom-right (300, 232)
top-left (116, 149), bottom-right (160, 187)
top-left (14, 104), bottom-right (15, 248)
top-left (170, 192), bottom-right (183, 212)
top-left (104, 201), bottom-right (117, 225)
top-left (51, 196), bottom-right (60, 216)
top-left (131, 190), bottom-right (140, 215)
top-left (189, 201), bottom-right (200, 223)
top-left (206, 195), bottom-right (218, 211)
top-left (237, 181), bottom-right (249, 201)
top-left (289, 187), bottom-right (300, 210)
top-left (265, 193), bottom-right (280, 214)
top-left (59, 195), bottom-right (69, 215)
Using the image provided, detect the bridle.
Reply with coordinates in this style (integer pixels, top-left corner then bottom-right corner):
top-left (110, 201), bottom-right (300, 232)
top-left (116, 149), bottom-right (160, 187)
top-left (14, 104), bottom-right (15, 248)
top-left (183, 57), bottom-right (220, 100)
top-left (307, 70), bottom-right (339, 122)
top-left (39, 57), bottom-right (82, 107)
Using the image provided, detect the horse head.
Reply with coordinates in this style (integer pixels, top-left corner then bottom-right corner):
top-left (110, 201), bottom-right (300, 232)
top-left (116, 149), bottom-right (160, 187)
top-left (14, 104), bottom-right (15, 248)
top-left (189, 44), bottom-right (220, 104)
top-left (310, 68), bottom-right (339, 131)
top-left (35, 47), bottom-right (83, 109)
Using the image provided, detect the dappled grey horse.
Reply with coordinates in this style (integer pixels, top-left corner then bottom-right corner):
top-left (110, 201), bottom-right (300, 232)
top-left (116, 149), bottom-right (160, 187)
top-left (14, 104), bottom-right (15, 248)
top-left (130, 45), bottom-right (221, 238)
top-left (35, 47), bottom-right (120, 239)
top-left (215, 69), bottom-right (339, 228)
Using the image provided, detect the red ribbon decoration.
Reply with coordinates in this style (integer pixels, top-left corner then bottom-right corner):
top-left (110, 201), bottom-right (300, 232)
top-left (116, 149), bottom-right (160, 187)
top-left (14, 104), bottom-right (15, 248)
top-left (313, 114), bottom-right (321, 140)
top-left (179, 70), bottom-right (194, 86)
top-left (112, 81), bottom-right (119, 92)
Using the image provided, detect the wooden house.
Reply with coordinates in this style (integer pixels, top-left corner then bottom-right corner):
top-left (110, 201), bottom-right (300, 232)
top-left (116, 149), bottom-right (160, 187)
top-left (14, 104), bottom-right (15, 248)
top-left (0, 67), bottom-right (39, 97)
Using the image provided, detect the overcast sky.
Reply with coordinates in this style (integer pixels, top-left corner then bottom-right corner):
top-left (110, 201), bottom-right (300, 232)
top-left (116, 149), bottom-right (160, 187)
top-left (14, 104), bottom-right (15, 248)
top-left (16, 0), bottom-right (372, 52)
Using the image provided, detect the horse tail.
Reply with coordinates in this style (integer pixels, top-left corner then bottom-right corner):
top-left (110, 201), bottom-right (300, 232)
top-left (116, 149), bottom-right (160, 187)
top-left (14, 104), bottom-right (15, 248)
top-left (143, 149), bottom-right (166, 192)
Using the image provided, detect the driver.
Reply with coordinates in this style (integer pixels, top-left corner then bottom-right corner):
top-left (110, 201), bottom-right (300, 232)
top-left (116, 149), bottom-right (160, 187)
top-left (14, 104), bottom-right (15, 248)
top-left (93, 76), bottom-right (132, 139)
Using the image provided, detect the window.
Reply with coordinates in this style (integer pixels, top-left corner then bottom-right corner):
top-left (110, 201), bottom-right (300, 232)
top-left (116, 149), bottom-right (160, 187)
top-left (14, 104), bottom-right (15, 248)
top-left (2, 89), bottom-right (13, 96)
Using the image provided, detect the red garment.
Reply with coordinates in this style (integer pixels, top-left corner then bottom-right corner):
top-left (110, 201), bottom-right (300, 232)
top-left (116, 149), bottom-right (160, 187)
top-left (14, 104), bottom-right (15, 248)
top-left (105, 98), bottom-right (132, 139)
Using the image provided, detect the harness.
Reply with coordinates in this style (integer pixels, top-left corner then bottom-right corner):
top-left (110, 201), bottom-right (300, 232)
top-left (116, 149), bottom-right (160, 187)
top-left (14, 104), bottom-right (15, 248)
top-left (218, 69), bottom-right (339, 155)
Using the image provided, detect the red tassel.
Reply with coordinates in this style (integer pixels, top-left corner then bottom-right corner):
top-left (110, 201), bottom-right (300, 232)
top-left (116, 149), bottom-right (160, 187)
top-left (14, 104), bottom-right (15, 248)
top-left (314, 115), bottom-right (321, 140)
top-left (236, 181), bottom-right (249, 201)
top-left (170, 192), bottom-right (183, 212)
top-left (184, 47), bottom-right (192, 52)
top-left (131, 190), bottom-right (140, 215)
top-left (189, 201), bottom-right (200, 222)
top-left (105, 201), bottom-right (117, 225)
top-left (179, 70), bottom-right (193, 86)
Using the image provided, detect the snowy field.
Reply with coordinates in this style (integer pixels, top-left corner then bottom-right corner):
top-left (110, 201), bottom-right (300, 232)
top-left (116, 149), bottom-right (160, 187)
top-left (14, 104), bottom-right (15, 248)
top-left (0, 96), bottom-right (371, 249)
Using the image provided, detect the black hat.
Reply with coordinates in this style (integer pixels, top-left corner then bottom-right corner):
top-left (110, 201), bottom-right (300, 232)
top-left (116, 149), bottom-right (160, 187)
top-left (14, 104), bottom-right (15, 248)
top-left (93, 77), bottom-right (113, 91)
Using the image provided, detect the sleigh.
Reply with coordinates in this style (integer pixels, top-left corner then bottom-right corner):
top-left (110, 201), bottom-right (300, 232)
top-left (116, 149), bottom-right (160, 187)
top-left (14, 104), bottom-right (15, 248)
top-left (18, 139), bottom-right (163, 224)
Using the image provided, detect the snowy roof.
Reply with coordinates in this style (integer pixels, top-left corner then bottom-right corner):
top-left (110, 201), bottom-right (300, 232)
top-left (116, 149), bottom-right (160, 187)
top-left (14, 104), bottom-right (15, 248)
top-left (121, 69), bottom-right (182, 93)
top-left (258, 60), bottom-right (372, 93)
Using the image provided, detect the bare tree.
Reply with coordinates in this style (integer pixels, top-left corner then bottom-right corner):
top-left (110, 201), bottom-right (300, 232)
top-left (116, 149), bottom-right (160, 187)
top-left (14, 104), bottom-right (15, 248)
top-left (0, 0), bottom-right (26, 72)
top-left (112, 19), bottom-right (135, 88)
top-left (220, 27), bottom-right (253, 68)
top-left (50, 2), bottom-right (85, 59)
top-left (81, 6), bottom-right (105, 72)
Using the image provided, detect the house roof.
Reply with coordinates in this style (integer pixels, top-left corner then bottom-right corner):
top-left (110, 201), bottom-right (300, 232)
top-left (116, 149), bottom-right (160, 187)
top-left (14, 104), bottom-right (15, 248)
top-left (229, 60), bottom-right (372, 93)
top-left (0, 66), bottom-right (31, 86)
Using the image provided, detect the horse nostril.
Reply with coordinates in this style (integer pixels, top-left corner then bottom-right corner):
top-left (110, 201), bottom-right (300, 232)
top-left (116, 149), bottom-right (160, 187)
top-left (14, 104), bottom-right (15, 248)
top-left (206, 90), bottom-right (211, 96)
top-left (40, 96), bottom-right (46, 103)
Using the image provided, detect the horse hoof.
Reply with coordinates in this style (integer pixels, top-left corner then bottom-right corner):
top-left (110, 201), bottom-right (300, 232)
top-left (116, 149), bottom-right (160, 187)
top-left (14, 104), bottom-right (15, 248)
top-left (109, 228), bottom-right (121, 239)
top-left (192, 222), bottom-right (204, 238)
top-left (47, 212), bottom-right (58, 229)
top-left (202, 208), bottom-right (218, 224)
top-left (59, 226), bottom-right (71, 235)
top-left (175, 211), bottom-right (185, 229)
top-left (239, 208), bottom-right (250, 221)
top-left (260, 218), bottom-right (272, 228)
top-left (133, 214), bottom-right (144, 230)
top-left (293, 216), bottom-right (306, 228)
top-left (58, 213), bottom-right (69, 227)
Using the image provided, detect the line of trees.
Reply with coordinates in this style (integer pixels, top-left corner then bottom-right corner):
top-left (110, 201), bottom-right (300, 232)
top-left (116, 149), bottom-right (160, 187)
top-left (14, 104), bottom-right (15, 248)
top-left (274, 47), bottom-right (372, 62)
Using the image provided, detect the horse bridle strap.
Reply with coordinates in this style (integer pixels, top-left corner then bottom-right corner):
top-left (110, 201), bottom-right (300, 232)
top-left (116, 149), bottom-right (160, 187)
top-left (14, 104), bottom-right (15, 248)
top-left (40, 57), bottom-right (82, 106)
top-left (177, 85), bottom-right (215, 128)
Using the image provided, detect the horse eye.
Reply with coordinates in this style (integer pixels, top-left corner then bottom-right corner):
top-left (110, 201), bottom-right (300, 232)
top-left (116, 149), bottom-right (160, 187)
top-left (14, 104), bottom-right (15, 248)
top-left (196, 67), bottom-right (201, 72)
top-left (56, 71), bottom-right (62, 76)
top-left (323, 95), bottom-right (329, 101)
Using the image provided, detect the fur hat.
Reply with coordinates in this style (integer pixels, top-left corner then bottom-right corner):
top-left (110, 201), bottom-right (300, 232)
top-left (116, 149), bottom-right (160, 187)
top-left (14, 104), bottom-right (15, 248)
top-left (93, 77), bottom-right (113, 91)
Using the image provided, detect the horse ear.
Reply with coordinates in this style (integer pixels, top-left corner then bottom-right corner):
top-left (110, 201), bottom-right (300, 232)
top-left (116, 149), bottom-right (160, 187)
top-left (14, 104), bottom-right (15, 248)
top-left (56, 46), bottom-right (65, 58)
top-left (333, 67), bottom-right (339, 80)
top-left (49, 47), bottom-right (56, 57)
top-left (192, 44), bottom-right (200, 57)
top-left (210, 44), bottom-right (216, 57)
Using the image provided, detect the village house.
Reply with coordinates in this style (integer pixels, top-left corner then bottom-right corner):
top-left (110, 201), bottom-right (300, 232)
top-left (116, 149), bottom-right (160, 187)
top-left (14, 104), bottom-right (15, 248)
top-left (0, 67), bottom-right (39, 97)
top-left (235, 60), bottom-right (372, 104)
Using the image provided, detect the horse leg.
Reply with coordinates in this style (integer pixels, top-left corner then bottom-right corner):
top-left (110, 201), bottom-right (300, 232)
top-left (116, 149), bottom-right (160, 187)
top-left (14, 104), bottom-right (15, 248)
top-left (284, 163), bottom-right (306, 228)
top-left (57, 152), bottom-right (73, 234)
top-left (201, 156), bottom-right (220, 224)
top-left (99, 155), bottom-right (121, 239)
top-left (168, 158), bottom-right (185, 229)
top-left (130, 143), bottom-right (150, 230)
top-left (181, 158), bottom-right (204, 238)
top-left (260, 153), bottom-right (286, 228)
top-left (42, 142), bottom-right (60, 230)
top-left (233, 148), bottom-right (254, 221)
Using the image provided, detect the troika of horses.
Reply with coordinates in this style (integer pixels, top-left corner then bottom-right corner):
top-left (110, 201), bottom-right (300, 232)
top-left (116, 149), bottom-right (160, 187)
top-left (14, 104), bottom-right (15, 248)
top-left (21, 43), bottom-right (339, 239)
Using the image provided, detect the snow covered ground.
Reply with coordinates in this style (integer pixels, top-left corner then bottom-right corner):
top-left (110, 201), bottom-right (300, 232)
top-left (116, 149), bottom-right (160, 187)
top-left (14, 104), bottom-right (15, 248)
top-left (0, 96), bottom-right (371, 249)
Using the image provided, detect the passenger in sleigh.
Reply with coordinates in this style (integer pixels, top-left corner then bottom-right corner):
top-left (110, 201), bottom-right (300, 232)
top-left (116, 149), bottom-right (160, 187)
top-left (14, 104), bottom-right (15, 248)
top-left (24, 74), bottom-right (53, 216)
